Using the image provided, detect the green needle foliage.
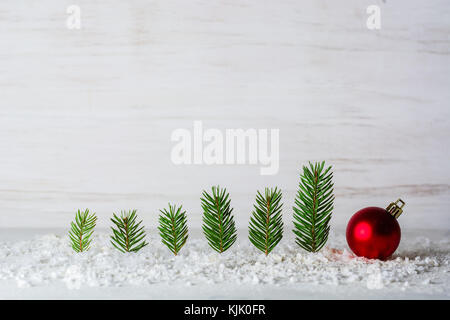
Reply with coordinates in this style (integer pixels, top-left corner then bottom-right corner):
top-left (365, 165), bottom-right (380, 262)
top-left (158, 204), bottom-right (189, 255)
top-left (201, 186), bottom-right (237, 253)
top-left (69, 209), bottom-right (97, 253)
top-left (110, 210), bottom-right (148, 253)
top-left (248, 187), bottom-right (284, 255)
top-left (293, 161), bottom-right (334, 253)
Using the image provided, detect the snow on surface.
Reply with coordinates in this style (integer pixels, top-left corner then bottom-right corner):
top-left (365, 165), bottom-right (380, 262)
top-left (0, 229), bottom-right (448, 299)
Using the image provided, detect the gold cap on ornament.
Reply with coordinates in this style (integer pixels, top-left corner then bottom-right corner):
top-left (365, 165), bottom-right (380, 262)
top-left (386, 199), bottom-right (405, 219)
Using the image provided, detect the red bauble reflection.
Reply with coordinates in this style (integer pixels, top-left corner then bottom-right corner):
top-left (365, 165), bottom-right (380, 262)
top-left (346, 207), bottom-right (401, 260)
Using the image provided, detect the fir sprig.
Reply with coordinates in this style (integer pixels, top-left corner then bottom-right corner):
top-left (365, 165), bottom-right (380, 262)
top-left (158, 204), bottom-right (189, 255)
top-left (110, 210), bottom-right (148, 253)
top-left (248, 187), bottom-right (284, 255)
top-left (201, 186), bottom-right (237, 253)
top-left (293, 161), bottom-right (334, 252)
top-left (69, 209), bottom-right (97, 253)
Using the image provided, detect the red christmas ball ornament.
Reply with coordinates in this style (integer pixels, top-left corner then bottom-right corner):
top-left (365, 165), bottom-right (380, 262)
top-left (346, 199), bottom-right (405, 260)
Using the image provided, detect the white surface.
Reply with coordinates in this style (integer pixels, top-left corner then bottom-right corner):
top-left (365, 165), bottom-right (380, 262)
top-left (0, 0), bottom-right (449, 230)
top-left (0, 1), bottom-right (449, 300)
top-left (0, 228), bottom-right (448, 299)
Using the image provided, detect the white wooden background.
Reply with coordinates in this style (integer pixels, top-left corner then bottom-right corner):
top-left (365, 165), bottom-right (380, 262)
top-left (0, 0), bottom-right (449, 230)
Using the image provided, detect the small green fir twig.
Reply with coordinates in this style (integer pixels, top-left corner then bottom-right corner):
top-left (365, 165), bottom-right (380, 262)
top-left (158, 203), bottom-right (189, 255)
top-left (69, 209), bottom-right (97, 253)
top-left (293, 161), bottom-right (334, 253)
top-left (201, 186), bottom-right (237, 253)
top-left (248, 187), bottom-right (284, 255)
top-left (110, 209), bottom-right (148, 253)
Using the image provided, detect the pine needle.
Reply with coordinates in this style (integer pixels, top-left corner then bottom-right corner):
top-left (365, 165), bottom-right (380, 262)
top-left (158, 203), bottom-right (189, 255)
top-left (293, 161), bottom-right (334, 252)
top-left (69, 209), bottom-right (97, 253)
top-left (110, 209), bottom-right (148, 253)
top-left (201, 186), bottom-right (237, 253)
top-left (248, 187), bottom-right (284, 255)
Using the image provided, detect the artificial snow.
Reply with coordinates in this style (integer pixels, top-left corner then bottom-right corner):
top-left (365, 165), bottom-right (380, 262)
top-left (0, 230), bottom-right (448, 299)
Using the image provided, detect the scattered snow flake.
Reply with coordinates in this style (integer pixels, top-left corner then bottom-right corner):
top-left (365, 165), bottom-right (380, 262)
top-left (0, 232), bottom-right (447, 294)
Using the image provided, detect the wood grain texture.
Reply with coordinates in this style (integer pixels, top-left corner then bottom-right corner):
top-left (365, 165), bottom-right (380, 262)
top-left (0, 0), bottom-right (449, 229)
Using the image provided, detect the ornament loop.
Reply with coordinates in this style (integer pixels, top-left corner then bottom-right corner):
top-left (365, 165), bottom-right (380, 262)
top-left (386, 198), bottom-right (405, 219)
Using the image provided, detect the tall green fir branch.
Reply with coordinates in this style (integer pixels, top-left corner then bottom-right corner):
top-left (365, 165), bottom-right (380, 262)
top-left (201, 186), bottom-right (237, 253)
top-left (158, 203), bottom-right (189, 255)
top-left (293, 161), bottom-right (334, 252)
top-left (69, 209), bottom-right (97, 253)
top-left (110, 209), bottom-right (148, 253)
top-left (248, 187), bottom-right (284, 255)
